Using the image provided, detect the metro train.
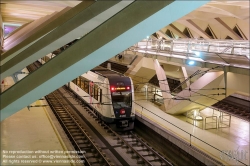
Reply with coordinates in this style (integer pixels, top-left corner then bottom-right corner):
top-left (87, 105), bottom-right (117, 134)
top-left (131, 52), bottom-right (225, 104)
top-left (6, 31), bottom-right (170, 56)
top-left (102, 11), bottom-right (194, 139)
top-left (66, 66), bottom-right (135, 131)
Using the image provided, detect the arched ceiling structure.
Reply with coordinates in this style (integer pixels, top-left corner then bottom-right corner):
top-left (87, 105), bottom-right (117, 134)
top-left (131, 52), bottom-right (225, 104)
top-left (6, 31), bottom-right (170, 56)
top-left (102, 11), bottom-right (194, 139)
top-left (156, 1), bottom-right (249, 40)
top-left (1, 1), bottom-right (249, 40)
top-left (1, 1), bottom-right (81, 24)
top-left (0, 1), bottom-right (81, 39)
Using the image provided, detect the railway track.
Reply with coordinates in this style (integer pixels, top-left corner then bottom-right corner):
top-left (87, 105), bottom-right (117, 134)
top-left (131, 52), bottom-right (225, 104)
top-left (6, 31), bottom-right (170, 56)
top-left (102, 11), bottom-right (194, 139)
top-left (65, 86), bottom-right (173, 166)
top-left (45, 90), bottom-right (111, 166)
top-left (26, 61), bottom-right (190, 165)
top-left (118, 131), bottom-right (172, 166)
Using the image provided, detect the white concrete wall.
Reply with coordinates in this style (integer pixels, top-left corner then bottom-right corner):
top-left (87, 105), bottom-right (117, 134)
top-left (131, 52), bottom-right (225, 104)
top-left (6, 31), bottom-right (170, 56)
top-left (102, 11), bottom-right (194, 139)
top-left (142, 57), bottom-right (155, 70)
top-left (191, 19), bottom-right (208, 31)
top-left (221, 72), bottom-right (250, 96)
top-left (237, 18), bottom-right (249, 39)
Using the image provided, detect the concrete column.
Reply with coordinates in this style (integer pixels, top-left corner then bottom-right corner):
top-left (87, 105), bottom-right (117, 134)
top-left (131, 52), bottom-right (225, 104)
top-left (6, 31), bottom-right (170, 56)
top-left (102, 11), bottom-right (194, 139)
top-left (180, 66), bottom-right (190, 89)
top-left (166, 71), bottom-right (225, 114)
top-left (153, 59), bottom-right (173, 111)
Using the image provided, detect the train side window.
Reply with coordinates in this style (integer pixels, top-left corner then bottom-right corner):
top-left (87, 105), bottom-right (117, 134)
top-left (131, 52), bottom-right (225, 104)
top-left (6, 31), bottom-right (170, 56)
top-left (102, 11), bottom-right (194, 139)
top-left (94, 85), bottom-right (98, 100)
top-left (80, 77), bottom-right (84, 90)
top-left (99, 89), bottom-right (102, 103)
top-left (79, 77), bottom-right (81, 89)
top-left (84, 81), bottom-right (89, 93)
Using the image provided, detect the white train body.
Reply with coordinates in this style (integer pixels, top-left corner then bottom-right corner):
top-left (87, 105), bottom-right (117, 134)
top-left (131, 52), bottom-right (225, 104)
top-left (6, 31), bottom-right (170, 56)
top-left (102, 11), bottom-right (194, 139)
top-left (67, 66), bottom-right (135, 130)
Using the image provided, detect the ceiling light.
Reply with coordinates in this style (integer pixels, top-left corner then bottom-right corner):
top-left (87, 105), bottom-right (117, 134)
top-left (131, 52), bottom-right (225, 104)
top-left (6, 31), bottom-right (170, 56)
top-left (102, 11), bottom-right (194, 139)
top-left (187, 60), bottom-right (195, 65)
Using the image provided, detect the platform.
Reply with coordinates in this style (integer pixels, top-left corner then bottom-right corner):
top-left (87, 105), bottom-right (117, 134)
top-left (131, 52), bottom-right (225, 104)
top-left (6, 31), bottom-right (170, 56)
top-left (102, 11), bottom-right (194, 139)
top-left (134, 95), bottom-right (249, 166)
top-left (0, 100), bottom-right (73, 166)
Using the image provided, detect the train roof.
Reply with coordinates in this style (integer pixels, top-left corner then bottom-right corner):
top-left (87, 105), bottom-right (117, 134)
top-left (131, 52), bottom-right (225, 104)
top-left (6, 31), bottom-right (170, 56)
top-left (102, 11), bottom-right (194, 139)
top-left (90, 66), bottom-right (124, 78)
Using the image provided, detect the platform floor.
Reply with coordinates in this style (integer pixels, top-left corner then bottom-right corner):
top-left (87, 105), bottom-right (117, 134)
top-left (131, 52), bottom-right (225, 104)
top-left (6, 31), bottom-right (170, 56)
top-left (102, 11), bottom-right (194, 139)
top-left (0, 100), bottom-right (73, 166)
top-left (134, 95), bottom-right (249, 166)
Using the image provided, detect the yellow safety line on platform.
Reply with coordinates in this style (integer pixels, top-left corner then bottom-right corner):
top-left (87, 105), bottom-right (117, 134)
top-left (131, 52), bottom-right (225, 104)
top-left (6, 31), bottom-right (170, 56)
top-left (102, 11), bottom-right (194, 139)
top-left (37, 100), bottom-right (75, 166)
top-left (135, 109), bottom-right (229, 165)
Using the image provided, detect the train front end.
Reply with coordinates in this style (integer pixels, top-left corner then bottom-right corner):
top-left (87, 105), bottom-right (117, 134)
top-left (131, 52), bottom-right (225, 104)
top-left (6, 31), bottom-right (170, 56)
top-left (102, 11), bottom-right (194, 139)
top-left (108, 76), bottom-right (135, 130)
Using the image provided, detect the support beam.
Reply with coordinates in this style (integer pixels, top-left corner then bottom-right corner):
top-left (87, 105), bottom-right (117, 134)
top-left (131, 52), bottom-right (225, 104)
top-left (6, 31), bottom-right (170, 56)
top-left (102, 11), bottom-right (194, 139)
top-left (180, 19), bottom-right (211, 39)
top-left (168, 24), bottom-right (188, 38)
top-left (214, 18), bottom-right (243, 40)
top-left (180, 66), bottom-right (190, 89)
top-left (0, 1), bottom-right (209, 120)
top-left (3, 7), bottom-right (71, 52)
top-left (156, 30), bottom-right (172, 40)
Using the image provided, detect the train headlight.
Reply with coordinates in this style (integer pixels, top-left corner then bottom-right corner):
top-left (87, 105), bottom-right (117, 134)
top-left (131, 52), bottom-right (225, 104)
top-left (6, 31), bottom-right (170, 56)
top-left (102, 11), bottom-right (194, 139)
top-left (111, 87), bottom-right (115, 91)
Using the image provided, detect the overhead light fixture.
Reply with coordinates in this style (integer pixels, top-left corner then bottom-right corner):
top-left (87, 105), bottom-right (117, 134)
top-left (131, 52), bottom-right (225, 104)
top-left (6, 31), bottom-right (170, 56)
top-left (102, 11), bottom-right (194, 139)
top-left (187, 60), bottom-right (195, 65)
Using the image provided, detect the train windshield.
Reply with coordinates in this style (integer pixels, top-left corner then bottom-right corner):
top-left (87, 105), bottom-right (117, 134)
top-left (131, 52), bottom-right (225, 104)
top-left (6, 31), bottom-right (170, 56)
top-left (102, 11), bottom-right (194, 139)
top-left (111, 92), bottom-right (132, 109)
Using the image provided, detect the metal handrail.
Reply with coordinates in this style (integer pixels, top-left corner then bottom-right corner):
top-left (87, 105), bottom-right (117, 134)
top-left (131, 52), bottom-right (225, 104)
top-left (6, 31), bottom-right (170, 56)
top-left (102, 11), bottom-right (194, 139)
top-left (135, 38), bottom-right (249, 58)
top-left (205, 116), bottom-right (217, 130)
top-left (133, 101), bottom-right (247, 166)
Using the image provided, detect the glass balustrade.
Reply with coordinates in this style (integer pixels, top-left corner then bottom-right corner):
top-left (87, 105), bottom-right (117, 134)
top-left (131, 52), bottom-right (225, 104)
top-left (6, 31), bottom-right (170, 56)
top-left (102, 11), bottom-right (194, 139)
top-left (130, 38), bottom-right (249, 68)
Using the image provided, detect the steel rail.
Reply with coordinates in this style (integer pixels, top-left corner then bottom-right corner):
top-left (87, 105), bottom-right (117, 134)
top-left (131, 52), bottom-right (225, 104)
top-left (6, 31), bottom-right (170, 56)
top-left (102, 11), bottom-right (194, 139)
top-left (66, 86), bottom-right (173, 166)
top-left (46, 90), bottom-right (111, 166)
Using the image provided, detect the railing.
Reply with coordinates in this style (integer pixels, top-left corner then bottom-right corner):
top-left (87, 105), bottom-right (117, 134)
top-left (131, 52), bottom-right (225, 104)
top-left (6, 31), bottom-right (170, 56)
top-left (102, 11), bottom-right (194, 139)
top-left (128, 38), bottom-right (249, 69)
top-left (205, 116), bottom-right (218, 130)
top-left (135, 39), bottom-right (249, 56)
top-left (209, 107), bottom-right (231, 129)
top-left (218, 112), bottom-right (231, 128)
top-left (133, 101), bottom-right (248, 166)
top-left (186, 116), bottom-right (204, 129)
